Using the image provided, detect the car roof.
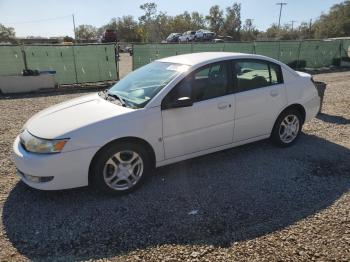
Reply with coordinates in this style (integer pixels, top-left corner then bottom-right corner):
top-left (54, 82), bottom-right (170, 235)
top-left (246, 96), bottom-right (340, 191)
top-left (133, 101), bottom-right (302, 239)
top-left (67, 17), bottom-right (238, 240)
top-left (157, 52), bottom-right (265, 66)
top-left (156, 52), bottom-right (298, 76)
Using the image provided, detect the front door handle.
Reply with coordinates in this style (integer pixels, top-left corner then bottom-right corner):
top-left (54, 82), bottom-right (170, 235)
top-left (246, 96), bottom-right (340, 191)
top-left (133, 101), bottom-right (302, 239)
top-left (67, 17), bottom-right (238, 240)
top-left (218, 102), bottom-right (231, 110)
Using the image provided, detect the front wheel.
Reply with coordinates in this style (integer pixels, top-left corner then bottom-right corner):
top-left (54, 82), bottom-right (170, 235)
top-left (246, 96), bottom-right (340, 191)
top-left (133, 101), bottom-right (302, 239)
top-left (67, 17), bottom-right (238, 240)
top-left (271, 109), bottom-right (303, 147)
top-left (90, 142), bottom-right (151, 195)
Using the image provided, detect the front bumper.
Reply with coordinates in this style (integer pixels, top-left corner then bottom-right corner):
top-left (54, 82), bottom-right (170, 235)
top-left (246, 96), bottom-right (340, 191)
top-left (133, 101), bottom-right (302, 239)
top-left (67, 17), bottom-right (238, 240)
top-left (12, 136), bottom-right (99, 190)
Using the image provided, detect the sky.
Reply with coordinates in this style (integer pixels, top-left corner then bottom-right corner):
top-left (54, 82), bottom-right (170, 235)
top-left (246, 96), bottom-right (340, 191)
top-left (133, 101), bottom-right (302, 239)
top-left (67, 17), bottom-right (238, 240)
top-left (0, 0), bottom-right (343, 38)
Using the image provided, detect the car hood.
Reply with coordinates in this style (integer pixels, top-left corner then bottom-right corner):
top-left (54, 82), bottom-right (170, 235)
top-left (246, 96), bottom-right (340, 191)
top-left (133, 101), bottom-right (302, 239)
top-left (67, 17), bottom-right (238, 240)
top-left (25, 93), bottom-right (135, 139)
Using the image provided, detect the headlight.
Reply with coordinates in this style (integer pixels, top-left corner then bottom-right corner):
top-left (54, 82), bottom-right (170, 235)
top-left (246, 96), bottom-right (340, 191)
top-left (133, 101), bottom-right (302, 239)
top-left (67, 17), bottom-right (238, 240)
top-left (20, 130), bottom-right (69, 154)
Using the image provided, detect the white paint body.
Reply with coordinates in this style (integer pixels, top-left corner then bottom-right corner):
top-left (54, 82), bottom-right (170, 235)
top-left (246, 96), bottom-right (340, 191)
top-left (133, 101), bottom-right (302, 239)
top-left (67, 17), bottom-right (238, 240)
top-left (12, 52), bottom-right (320, 190)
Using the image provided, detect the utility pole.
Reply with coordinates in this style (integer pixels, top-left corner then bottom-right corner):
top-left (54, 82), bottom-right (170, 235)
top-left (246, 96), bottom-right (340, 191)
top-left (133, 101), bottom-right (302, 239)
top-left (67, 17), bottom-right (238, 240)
top-left (72, 14), bottom-right (77, 42)
top-left (290, 20), bottom-right (297, 31)
top-left (71, 14), bottom-right (78, 84)
top-left (276, 2), bottom-right (287, 31)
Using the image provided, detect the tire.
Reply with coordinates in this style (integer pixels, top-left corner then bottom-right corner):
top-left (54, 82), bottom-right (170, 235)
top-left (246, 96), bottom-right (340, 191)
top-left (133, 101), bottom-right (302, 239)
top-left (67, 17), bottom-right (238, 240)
top-left (270, 109), bottom-right (303, 147)
top-left (90, 141), bottom-right (151, 195)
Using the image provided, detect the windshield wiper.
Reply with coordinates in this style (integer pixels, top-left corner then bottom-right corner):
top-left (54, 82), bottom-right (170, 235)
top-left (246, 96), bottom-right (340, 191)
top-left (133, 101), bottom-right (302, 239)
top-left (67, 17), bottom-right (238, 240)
top-left (107, 92), bottom-right (126, 106)
top-left (99, 90), bottom-right (126, 107)
top-left (99, 89), bottom-right (141, 109)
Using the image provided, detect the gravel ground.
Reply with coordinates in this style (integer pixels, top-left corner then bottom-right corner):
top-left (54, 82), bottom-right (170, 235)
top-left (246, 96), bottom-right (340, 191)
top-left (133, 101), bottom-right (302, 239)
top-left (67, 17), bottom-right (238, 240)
top-left (119, 53), bottom-right (132, 79)
top-left (0, 70), bottom-right (349, 261)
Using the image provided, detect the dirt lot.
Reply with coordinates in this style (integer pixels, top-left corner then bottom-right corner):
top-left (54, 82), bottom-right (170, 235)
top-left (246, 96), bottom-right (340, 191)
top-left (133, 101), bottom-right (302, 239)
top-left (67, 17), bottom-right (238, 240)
top-left (119, 53), bottom-right (133, 79)
top-left (0, 70), bottom-right (349, 261)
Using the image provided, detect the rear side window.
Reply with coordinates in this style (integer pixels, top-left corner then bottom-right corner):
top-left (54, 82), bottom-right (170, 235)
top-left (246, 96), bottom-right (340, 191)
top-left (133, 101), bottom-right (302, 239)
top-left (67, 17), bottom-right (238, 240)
top-left (233, 60), bottom-right (283, 92)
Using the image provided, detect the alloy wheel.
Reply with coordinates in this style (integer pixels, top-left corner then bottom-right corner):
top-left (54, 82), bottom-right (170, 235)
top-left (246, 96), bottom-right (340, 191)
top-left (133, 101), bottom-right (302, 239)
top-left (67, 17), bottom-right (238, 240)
top-left (103, 150), bottom-right (144, 191)
top-left (279, 114), bottom-right (300, 143)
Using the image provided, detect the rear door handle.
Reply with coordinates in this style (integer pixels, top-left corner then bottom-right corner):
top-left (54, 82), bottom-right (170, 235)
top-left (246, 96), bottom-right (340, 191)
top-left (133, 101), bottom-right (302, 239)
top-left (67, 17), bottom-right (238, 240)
top-left (218, 102), bottom-right (231, 110)
top-left (270, 90), bottom-right (279, 97)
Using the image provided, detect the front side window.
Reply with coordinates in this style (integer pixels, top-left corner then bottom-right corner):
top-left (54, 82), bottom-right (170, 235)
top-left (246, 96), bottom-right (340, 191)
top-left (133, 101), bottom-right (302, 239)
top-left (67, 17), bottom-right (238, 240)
top-left (233, 60), bottom-right (283, 92)
top-left (192, 62), bottom-right (228, 102)
top-left (163, 62), bottom-right (229, 105)
top-left (108, 62), bottom-right (189, 108)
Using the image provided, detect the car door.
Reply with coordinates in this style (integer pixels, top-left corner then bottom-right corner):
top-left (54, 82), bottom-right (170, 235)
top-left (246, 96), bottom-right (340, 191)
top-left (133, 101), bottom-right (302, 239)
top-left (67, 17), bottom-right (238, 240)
top-left (232, 59), bottom-right (287, 142)
top-left (161, 61), bottom-right (235, 159)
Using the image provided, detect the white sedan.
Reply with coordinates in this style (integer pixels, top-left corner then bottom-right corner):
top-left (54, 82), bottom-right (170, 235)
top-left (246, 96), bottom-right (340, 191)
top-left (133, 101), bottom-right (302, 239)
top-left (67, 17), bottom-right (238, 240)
top-left (13, 52), bottom-right (320, 194)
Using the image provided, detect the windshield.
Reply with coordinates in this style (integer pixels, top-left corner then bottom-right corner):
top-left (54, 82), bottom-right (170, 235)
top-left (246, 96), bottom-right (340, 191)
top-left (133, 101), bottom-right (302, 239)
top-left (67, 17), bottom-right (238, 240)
top-left (108, 62), bottom-right (189, 108)
top-left (167, 33), bottom-right (175, 39)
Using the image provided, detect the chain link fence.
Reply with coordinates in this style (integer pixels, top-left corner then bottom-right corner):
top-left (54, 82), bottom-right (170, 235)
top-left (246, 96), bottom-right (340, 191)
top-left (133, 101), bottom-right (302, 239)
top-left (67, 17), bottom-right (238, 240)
top-left (132, 39), bottom-right (350, 70)
top-left (0, 44), bottom-right (118, 85)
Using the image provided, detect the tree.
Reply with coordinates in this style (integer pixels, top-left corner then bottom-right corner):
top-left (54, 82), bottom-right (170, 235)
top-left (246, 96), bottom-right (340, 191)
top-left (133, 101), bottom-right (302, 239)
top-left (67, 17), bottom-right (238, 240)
top-left (0, 23), bottom-right (15, 42)
top-left (259, 22), bottom-right (309, 40)
top-left (168, 13), bottom-right (192, 34)
top-left (265, 24), bottom-right (279, 39)
top-left (222, 3), bottom-right (241, 40)
top-left (313, 0), bottom-right (350, 38)
top-left (206, 5), bottom-right (224, 34)
top-left (139, 2), bottom-right (159, 41)
top-left (139, 2), bottom-right (158, 23)
top-left (117, 16), bottom-right (141, 42)
top-left (243, 19), bottom-right (253, 32)
top-left (98, 18), bottom-right (117, 39)
top-left (98, 16), bottom-right (143, 42)
top-left (241, 19), bottom-right (259, 41)
top-left (155, 12), bottom-right (172, 40)
top-left (298, 22), bottom-right (312, 39)
top-left (191, 12), bottom-right (206, 29)
top-left (75, 24), bottom-right (98, 40)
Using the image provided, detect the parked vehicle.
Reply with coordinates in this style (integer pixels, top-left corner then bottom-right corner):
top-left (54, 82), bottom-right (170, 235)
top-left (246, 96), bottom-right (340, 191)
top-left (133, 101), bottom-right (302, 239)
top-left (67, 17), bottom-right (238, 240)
top-left (127, 47), bottom-right (133, 56)
top-left (166, 33), bottom-right (182, 43)
top-left (13, 52), bottom-right (320, 194)
top-left (195, 29), bottom-right (216, 41)
top-left (217, 36), bottom-right (234, 42)
top-left (212, 38), bottom-right (224, 43)
top-left (102, 29), bottom-right (117, 43)
top-left (178, 31), bottom-right (196, 42)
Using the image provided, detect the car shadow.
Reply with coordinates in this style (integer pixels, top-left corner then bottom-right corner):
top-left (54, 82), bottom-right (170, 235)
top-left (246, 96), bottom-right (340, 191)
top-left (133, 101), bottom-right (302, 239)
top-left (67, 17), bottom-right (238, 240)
top-left (316, 113), bottom-right (350, 125)
top-left (2, 134), bottom-right (350, 260)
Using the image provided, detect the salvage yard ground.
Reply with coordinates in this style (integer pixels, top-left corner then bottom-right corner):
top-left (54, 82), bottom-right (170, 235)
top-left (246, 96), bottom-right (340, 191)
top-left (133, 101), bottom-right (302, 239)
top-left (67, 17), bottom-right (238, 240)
top-left (0, 69), bottom-right (349, 261)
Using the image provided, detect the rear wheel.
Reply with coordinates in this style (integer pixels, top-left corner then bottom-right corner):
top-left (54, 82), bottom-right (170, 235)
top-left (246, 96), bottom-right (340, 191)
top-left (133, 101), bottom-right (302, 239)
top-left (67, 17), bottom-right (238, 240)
top-left (90, 141), bottom-right (151, 195)
top-left (271, 109), bottom-right (303, 147)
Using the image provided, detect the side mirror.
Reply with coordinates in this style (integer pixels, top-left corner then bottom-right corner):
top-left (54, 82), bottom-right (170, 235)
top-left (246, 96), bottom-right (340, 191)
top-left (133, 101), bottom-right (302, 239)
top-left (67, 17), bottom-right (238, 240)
top-left (162, 96), bottom-right (193, 110)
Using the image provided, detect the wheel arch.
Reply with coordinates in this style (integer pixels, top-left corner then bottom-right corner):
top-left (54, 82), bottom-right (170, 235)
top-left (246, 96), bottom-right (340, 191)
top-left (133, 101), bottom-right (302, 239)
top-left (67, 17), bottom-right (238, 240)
top-left (272, 103), bottom-right (306, 134)
top-left (281, 104), bottom-right (306, 124)
top-left (88, 136), bottom-right (156, 184)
